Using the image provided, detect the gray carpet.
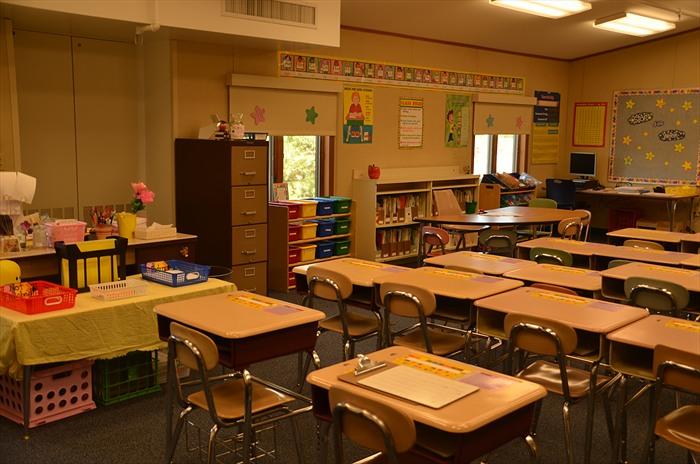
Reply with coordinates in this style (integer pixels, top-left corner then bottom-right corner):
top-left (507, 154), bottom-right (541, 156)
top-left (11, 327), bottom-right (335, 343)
top-left (0, 289), bottom-right (690, 464)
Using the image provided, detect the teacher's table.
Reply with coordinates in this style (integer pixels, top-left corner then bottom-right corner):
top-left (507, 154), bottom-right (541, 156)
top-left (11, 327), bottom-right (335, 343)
top-left (0, 233), bottom-right (198, 279)
top-left (515, 237), bottom-right (616, 268)
top-left (373, 266), bottom-right (523, 327)
top-left (606, 316), bottom-right (700, 463)
top-left (307, 346), bottom-right (546, 463)
top-left (605, 228), bottom-right (697, 251)
top-left (576, 188), bottom-right (698, 232)
top-left (0, 276), bottom-right (234, 436)
top-left (503, 263), bottom-right (602, 298)
top-left (424, 251), bottom-right (537, 276)
top-left (600, 262), bottom-right (700, 311)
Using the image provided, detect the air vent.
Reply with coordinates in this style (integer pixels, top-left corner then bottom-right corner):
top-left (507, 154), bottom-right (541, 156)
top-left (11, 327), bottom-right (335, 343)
top-left (223, 0), bottom-right (316, 27)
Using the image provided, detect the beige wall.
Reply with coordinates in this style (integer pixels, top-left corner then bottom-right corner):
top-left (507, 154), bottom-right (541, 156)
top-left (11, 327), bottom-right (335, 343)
top-left (0, 18), bottom-right (19, 171)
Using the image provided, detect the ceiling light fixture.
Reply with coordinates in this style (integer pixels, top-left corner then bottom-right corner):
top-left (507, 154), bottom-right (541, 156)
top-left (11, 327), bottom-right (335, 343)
top-left (594, 12), bottom-right (676, 36)
top-left (489, 0), bottom-right (592, 19)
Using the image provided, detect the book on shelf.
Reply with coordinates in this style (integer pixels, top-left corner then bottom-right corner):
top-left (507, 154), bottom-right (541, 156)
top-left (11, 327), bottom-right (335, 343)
top-left (375, 194), bottom-right (425, 226)
top-left (375, 227), bottom-right (418, 258)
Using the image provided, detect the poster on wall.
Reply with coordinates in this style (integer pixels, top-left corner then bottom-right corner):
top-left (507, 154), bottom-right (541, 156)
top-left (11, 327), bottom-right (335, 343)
top-left (572, 102), bottom-right (607, 147)
top-left (609, 88), bottom-right (700, 185)
top-left (343, 87), bottom-right (374, 144)
top-left (444, 95), bottom-right (471, 148)
top-left (531, 90), bottom-right (561, 164)
top-left (399, 98), bottom-right (423, 148)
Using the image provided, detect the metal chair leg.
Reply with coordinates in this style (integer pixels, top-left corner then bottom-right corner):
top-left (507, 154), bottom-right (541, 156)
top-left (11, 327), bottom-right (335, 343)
top-left (531, 399), bottom-right (543, 437)
top-left (525, 434), bottom-right (539, 464)
top-left (562, 401), bottom-right (574, 464)
top-left (317, 419), bottom-right (331, 464)
top-left (289, 415), bottom-right (303, 464)
top-left (612, 375), bottom-right (628, 464)
top-left (343, 339), bottom-right (352, 361)
top-left (584, 365), bottom-right (599, 464)
top-left (165, 406), bottom-right (192, 463)
top-left (206, 424), bottom-right (219, 464)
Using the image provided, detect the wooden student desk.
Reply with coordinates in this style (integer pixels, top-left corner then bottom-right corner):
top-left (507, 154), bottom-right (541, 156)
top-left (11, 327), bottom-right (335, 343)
top-left (606, 228), bottom-right (697, 251)
top-left (0, 233), bottom-right (197, 279)
top-left (680, 233), bottom-right (700, 253)
top-left (424, 251), bottom-right (537, 276)
top-left (600, 262), bottom-right (700, 311)
top-left (515, 237), bottom-right (616, 268)
top-left (503, 263), bottom-right (602, 297)
top-left (306, 346), bottom-right (546, 463)
top-left (681, 254), bottom-right (700, 269)
top-left (590, 245), bottom-right (696, 270)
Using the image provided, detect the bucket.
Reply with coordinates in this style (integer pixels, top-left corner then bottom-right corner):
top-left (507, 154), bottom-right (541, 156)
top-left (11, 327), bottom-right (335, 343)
top-left (465, 201), bottom-right (478, 214)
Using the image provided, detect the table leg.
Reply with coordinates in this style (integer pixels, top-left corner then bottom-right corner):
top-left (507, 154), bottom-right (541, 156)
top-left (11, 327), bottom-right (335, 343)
top-left (164, 342), bottom-right (175, 463)
top-left (666, 200), bottom-right (678, 231)
top-left (418, 223), bottom-right (425, 265)
top-left (611, 375), bottom-right (627, 464)
top-left (689, 198), bottom-right (695, 233)
top-left (22, 365), bottom-right (31, 439)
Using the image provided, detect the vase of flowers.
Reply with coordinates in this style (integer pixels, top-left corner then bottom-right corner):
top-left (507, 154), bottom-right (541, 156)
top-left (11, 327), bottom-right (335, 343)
top-left (117, 182), bottom-right (155, 239)
top-left (91, 207), bottom-right (115, 240)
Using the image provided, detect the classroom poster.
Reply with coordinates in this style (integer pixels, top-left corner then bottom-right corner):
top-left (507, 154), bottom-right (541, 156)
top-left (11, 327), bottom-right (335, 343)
top-left (573, 102), bottom-right (607, 147)
top-left (444, 95), bottom-right (471, 148)
top-left (399, 98), bottom-right (423, 148)
top-left (531, 90), bottom-right (561, 164)
top-left (609, 88), bottom-right (700, 184)
top-left (343, 87), bottom-right (374, 144)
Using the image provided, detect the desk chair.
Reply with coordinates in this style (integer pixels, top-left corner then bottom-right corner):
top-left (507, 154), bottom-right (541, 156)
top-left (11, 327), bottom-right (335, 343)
top-left (303, 267), bottom-right (381, 361)
top-left (432, 189), bottom-right (486, 250)
top-left (623, 239), bottom-right (665, 251)
top-left (54, 237), bottom-right (127, 292)
top-left (519, 198), bottom-right (558, 239)
top-left (557, 218), bottom-right (581, 240)
top-left (0, 260), bottom-right (21, 285)
top-left (506, 314), bottom-right (612, 464)
top-left (530, 247), bottom-right (573, 267)
top-left (624, 277), bottom-right (690, 318)
top-left (380, 282), bottom-right (467, 357)
top-left (479, 229), bottom-right (517, 257)
top-left (573, 210), bottom-right (592, 241)
top-left (422, 226), bottom-right (450, 257)
top-left (546, 179), bottom-right (576, 210)
top-left (607, 259), bottom-right (634, 269)
top-left (531, 282), bottom-right (578, 296)
top-left (165, 322), bottom-right (302, 464)
top-left (645, 345), bottom-right (700, 464)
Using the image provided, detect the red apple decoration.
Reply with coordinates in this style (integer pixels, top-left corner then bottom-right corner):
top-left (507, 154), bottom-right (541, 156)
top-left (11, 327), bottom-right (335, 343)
top-left (368, 164), bottom-right (381, 179)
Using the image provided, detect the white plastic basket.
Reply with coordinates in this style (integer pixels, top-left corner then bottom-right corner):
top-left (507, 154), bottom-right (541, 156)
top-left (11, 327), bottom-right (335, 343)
top-left (89, 280), bottom-right (149, 301)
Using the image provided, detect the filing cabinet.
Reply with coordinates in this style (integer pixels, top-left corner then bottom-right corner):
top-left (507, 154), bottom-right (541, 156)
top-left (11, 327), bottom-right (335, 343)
top-left (175, 139), bottom-right (269, 294)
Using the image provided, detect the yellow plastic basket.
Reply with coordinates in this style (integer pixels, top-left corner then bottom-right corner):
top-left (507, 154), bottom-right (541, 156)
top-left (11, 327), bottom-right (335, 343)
top-left (300, 223), bottom-right (318, 240)
top-left (298, 244), bottom-right (317, 262)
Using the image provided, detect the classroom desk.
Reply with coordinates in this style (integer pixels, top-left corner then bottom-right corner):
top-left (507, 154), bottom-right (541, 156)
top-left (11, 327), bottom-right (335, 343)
top-left (503, 263), bottom-right (602, 297)
top-left (306, 346), bottom-right (546, 463)
top-left (576, 188), bottom-right (698, 232)
top-left (424, 251), bottom-right (537, 276)
top-left (515, 237), bottom-right (616, 268)
top-left (590, 244), bottom-right (696, 270)
top-left (605, 228), bottom-right (697, 251)
top-left (600, 262), bottom-right (700, 311)
top-left (0, 233), bottom-right (198, 279)
top-left (680, 233), bottom-right (700, 253)
top-left (0, 276), bottom-right (234, 435)
top-left (681, 254), bottom-right (700, 269)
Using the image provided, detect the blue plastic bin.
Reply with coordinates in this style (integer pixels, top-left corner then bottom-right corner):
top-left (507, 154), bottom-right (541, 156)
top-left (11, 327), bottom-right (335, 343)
top-left (307, 197), bottom-right (334, 216)
top-left (312, 218), bottom-right (335, 237)
top-left (315, 241), bottom-right (335, 259)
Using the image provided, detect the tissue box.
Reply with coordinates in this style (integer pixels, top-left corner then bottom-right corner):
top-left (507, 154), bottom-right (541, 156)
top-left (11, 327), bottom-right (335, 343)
top-left (134, 226), bottom-right (177, 240)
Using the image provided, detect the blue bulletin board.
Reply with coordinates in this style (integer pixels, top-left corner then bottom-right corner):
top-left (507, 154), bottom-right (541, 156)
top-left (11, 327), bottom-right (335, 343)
top-left (609, 88), bottom-right (700, 185)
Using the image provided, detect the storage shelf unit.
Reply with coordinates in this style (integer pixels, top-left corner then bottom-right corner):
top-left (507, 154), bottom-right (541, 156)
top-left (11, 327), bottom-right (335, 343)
top-left (478, 184), bottom-right (535, 210)
top-left (268, 203), bottom-right (353, 292)
top-left (353, 166), bottom-right (479, 262)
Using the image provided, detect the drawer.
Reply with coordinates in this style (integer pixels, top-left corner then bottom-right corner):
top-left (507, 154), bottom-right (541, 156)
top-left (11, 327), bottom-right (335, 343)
top-left (231, 262), bottom-right (267, 294)
top-left (231, 186), bottom-right (267, 225)
top-left (232, 224), bottom-right (267, 265)
top-left (231, 146), bottom-right (267, 185)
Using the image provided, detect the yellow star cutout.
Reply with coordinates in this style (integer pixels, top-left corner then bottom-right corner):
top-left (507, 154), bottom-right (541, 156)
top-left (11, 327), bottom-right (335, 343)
top-left (674, 143), bottom-right (685, 153)
top-left (694, 118), bottom-right (699, 124)
top-left (636, 145), bottom-right (642, 150)
top-left (682, 161), bottom-right (692, 171)
top-left (622, 135), bottom-right (632, 145)
top-left (624, 155), bottom-right (633, 166)
top-left (645, 152), bottom-right (655, 160)
top-left (664, 161), bottom-right (670, 167)
top-left (669, 108), bottom-right (675, 113)
top-left (625, 99), bottom-right (635, 109)
top-left (682, 100), bottom-right (693, 111)
top-left (676, 120), bottom-right (682, 126)
top-left (656, 98), bottom-right (666, 109)
top-left (643, 131), bottom-right (649, 136)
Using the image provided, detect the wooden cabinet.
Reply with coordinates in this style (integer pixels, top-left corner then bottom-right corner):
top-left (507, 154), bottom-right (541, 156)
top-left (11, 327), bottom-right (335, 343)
top-left (175, 139), bottom-right (268, 294)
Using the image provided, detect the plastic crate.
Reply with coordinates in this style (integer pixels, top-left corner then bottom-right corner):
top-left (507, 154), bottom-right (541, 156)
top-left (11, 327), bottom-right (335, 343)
top-left (140, 260), bottom-right (210, 287)
top-left (1, 281), bottom-right (77, 315)
top-left (93, 351), bottom-right (160, 406)
top-left (0, 359), bottom-right (95, 428)
top-left (298, 244), bottom-right (317, 262)
top-left (328, 196), bottom-right (351, 214)
top-left (312, 219), bottom-right (335, 237)
top-left (288, 246), bottom-right (301, 264)
top-left (292, 200), bottom-right (318, 218)
top-left (334, 239), bottom-right (351, 256)
top-left (89, 279), bottom-right (148, 301)
top-left (307, 197), bottom-right (334, 216)
top-left (316, 241), bottom-right (334, 259)
top-left (46, 220), bottom-right (87, 246)
top-left (272, 201), bottom-right (300, 219)
top-left (300, 222), bottom-right (318, 240)
top-left (334, 218), bottom-right (351, 235)
top-left (288, 224), bottom-right (301, 242)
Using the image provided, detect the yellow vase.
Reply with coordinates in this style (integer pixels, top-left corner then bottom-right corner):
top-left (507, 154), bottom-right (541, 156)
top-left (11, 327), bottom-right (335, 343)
top-left (116, 212), bottom-right (137, 239)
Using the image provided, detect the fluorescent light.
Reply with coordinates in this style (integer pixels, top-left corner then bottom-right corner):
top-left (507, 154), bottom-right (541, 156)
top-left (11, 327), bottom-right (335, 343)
top-left (594, 12), bottom-right (676, 37)
top-left (489, 0), bottom-right (592, 19)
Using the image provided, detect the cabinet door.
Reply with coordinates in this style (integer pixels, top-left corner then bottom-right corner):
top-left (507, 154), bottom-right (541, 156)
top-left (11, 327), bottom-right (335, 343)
top-left (231, 224), bottom-right (267, 265)
top-left (231, 262), bottom-right (267, 294)
top-left (231, 145), bottom-right (267, 185)
top-left (231, 186), bottom-right (267, 225)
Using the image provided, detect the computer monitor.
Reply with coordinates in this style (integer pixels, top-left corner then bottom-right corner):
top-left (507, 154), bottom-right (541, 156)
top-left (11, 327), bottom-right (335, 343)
top-left (569, 152), bottom-right (596, 178)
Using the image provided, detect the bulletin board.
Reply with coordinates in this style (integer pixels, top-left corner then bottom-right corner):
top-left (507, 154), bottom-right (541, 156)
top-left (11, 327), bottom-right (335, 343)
top-left (609, 88), bottom-right (700, 185)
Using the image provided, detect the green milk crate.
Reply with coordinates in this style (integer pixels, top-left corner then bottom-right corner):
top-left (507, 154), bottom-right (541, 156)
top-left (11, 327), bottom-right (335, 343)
top-left (334, 239), bottom-right (351, 256)
top-left (93, 350), bottom-right (160, 406)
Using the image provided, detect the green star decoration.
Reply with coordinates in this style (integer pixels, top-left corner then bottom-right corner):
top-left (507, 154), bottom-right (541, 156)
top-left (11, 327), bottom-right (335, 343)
top-left (305, 106), bottom-right (318, 124)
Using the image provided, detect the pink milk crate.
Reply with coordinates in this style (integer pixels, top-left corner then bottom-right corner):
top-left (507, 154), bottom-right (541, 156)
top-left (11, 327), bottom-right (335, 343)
top-left (0, 359), bottom-right (96, 428)
top-left (45, 220), bottom-right (87, 245)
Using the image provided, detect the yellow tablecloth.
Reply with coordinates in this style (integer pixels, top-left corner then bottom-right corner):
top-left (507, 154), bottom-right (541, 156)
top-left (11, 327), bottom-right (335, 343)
top-left (0, 277), bottom-right (236, 378)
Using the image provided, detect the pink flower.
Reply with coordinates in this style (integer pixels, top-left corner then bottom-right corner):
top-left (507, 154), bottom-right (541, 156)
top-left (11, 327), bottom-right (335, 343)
top-left (131, 182), bottom-right (148, 194)
top-left (138, 189), bottom-right (155, 204)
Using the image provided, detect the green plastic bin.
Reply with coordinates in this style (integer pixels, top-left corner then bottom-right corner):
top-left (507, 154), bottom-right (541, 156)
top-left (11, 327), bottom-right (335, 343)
top-left (93, 350), bottom-right (160, 406)
top-left (334, 239), bottom-right (351, 256)
top-left (327, 196), bottom-right (351, 214)
top-left (334, 218), bottom-right (351, 235)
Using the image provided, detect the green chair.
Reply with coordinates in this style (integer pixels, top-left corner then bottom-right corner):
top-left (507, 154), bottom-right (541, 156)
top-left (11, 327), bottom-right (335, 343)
top-left (520, 198), bottom-right (558, 238)
top-left (528, 198), bottom-right (558, 209)
top-left (530, 247), bottom-right (573, 267)
top-left (607, 259), bottom-right (634, 269)
top-left (478, 229), bottom-right (517, 257)
top-left (623, 239), bottom-right (664, 251)
top-left (624, 277), bottom-right (689, 317)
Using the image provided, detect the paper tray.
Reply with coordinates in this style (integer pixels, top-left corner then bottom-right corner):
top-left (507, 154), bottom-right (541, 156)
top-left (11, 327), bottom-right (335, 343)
top-left (134, 227), bottom-right (177, 240)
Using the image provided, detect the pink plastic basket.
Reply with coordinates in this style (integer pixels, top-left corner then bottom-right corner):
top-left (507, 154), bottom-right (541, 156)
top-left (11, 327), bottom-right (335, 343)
top-left (46, 220), bottom-right (87, 245)
top-left (0, 359), bottom-right (96, 428)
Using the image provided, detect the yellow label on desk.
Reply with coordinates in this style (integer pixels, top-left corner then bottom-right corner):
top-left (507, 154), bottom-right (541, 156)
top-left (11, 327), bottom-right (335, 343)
top-left (469, 253), bottom-right (502, 261)
top-left (541, 264), bottom-right (593, 275)
top-left (549, 239), bottom-right (586, 246)
top-left (665, 320), bottom-right (700, 333)
top-left (421, 267), bottom-right (478, 279)
top-left (642, 265), bottom-right (695, 275)
top-left (632, 248), bottom-right (668, 254)
top-left (531, 290), bottom-right (588, 305)
top-left (347, 260), bottom-right (385, 269)
top-left (228, 294), bottom-right (273, 309)
top-left (394, 354), bottom-right (472, 379)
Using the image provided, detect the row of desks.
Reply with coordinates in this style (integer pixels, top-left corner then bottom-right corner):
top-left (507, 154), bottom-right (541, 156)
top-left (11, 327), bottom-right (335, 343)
top-left (606, 227), bottom-right (700, 253)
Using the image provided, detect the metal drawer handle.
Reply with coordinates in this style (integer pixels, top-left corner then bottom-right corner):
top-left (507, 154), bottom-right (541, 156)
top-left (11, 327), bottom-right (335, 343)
top-left (241, 211), bottom-right (257, 216)
top-left (240, 171), bottom-right (257, 176)
top-left (241, 249), bottom-right (257, 255)
top-left (244, 189), bottom-right (256, 199)
top-left (244, 268), bottom-right (256, 277)
top-left (244, 229), bottom-right (256, 238)
top-left (244, 150), bottom-right (256, 159)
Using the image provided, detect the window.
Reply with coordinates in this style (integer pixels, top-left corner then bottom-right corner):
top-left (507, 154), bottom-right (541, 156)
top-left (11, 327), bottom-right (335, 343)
top-left (472, 134), bottom-right (522, 175)
top-left (270, 136), bottom-right (334, 200)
